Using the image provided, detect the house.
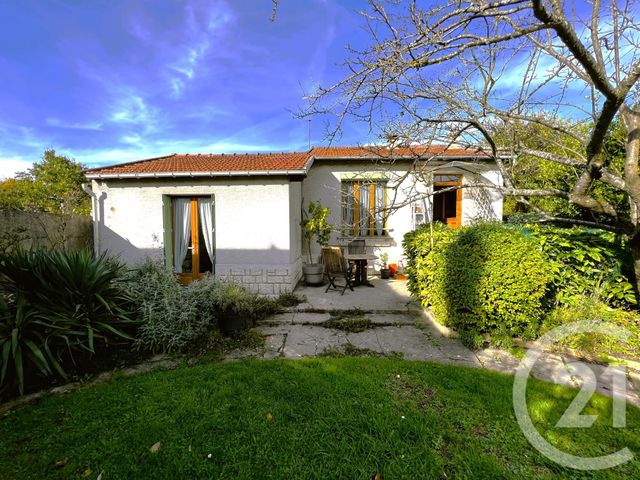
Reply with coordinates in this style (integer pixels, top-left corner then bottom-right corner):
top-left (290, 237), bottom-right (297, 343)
top-left (84, 145), bottom-right (504, 294)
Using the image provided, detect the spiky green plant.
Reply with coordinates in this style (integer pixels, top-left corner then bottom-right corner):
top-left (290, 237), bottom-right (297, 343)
top-left (0, 249), bottom-right (137, 394)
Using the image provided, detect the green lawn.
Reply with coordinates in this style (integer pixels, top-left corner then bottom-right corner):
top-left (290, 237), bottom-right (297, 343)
top-left (1, 358), bottom-right (639, 479)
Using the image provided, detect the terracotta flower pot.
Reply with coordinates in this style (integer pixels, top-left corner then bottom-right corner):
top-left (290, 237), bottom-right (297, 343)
top-left (388, 263), bottom-right (398, 277)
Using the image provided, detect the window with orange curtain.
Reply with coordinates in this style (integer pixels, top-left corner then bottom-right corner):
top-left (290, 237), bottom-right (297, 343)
top-left (340, 181), bottom-right (387, 236)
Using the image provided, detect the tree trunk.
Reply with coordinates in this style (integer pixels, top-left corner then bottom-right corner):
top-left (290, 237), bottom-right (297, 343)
top-left (630, 233), bottom-right (640, 302)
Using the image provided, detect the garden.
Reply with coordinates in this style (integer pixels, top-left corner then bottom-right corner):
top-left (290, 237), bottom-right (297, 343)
top-left (2, 357), bottom-right (640, 479)
top-left (2, 219), bottom-right (640, 479)
top-left (0, 248), bottom-right (292, 398)
top-left (403, 221), bottom-right (640, 359)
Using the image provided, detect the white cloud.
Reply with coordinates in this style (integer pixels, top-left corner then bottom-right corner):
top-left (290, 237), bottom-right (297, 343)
top-left (166, 1), bottom-right (234, 98)
top-left (0, 158), bottom-right (33, 179)
top-left (46, 117), bottom-right (103, 130)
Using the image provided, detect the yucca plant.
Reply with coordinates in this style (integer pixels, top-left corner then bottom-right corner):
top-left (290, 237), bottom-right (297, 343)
top-left (0, 249), bottom-right (138, 395)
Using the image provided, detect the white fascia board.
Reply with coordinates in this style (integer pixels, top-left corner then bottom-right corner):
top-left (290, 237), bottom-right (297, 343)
top-left (85, 169), bottom-right (308, 180)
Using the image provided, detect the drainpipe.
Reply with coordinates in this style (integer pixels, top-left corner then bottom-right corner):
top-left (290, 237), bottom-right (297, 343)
top-left (81, 182), bottom-right (100, 254)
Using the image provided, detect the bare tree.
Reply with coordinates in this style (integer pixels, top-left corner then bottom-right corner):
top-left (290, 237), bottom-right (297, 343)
top-left (304, 0), bottom-right (640, 292)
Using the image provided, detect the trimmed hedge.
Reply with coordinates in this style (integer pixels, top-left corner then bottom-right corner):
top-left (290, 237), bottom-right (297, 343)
top-left (404, 222), bottom-right (638, 348)
top-left (404, 223), bottom-right (551, 346)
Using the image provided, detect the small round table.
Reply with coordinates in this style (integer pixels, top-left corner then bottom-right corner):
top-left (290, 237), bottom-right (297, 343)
top-left (344, 253), bottom-right (378, 287)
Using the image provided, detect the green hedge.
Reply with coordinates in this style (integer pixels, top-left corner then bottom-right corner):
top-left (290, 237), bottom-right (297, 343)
top-left (404, 223), bottom-right (551, 346)
top-left (521, 224), bottom-right (636, 308)
top-left (404, 222), bottom-right (637, 348)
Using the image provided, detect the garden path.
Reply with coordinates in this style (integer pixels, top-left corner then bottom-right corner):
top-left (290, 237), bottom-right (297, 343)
top-left (244, 277), bottom-right (640, 406)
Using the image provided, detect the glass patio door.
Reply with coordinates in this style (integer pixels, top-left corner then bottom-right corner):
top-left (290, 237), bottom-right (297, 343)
top-left (169, 196), bottom-right (214, 282)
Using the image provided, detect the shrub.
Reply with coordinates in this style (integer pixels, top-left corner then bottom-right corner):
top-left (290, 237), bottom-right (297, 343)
top-left (404, 223), bottom-right (552, 346)
top-left (211, 280), bottom-right (281, 324)
top-left (122, 260), bottom-right (280, 353)
top-left (0, 249), bottom-right (136, 394)
top-left (541, 298), bottom-right (640, 359)
top-left (120, 260), bottom-right (217, 353)
top-left (522, 224), bottom-right (636, 308)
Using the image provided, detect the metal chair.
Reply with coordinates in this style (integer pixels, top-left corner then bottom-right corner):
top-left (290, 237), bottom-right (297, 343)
top-left (321, 247), bottom-right (355, 295)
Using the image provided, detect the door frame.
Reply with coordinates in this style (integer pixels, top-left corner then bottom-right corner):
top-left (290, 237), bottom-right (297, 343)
top-left (433, 174), bottom-right (462, 228)
top-left (163, 195), bottom-right (215, 284)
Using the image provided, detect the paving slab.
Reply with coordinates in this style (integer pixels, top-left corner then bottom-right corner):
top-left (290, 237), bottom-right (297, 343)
top-left (292, 312), bottom-right (332, 324)
top-left (249, 303), bottom-right (640, 406)
top-left (345, 326), bottom-right (434, 360)
top-left (476, 348), bottom-right (521, 374)
top-left (293, 277), bottom-right (419, 312)
top-left (279, 325), bottom-right (350, 359)
top-left (260, 312), bottom-right (295, 325)
top-left (366, 313), bottom-right (417, 325)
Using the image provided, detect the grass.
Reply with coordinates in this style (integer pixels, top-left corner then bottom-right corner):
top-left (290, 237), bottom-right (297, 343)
top-left (320, 308), bottom-right (378, 333)
top-left (276, 292), bottom-right (306, 308)
top-left (318, 343), bottom-right (403, 359)
top-left (322, 316), bottom-right (375, 332)
top-left (1, 357), bottom-right (640, 479)
top-left (198, 330), bottom-right (266, 362)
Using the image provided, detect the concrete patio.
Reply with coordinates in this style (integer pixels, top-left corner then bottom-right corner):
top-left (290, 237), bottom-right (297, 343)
top-left (245, 276), bottom-right (640, 405)
top-left (291, 276), bottom-right (421, 312)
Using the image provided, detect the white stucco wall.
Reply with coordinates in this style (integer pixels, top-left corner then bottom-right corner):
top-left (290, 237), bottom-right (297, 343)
top-left (461, 170), bottom-right (503, 225)
top-left (91, 177), bottom-right (301, 294)
top-left (301, 160), bottom-right (503, 271)
top-left (90, 160), bottom-right (502, 290)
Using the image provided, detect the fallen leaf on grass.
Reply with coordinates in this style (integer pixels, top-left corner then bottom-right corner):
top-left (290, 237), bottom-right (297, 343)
top-left (150, 442), bottom-right (161, 453)
top-left (266, 412), bottom-right (273, 422)
top-left (54, 457), bottom-right (68, 468)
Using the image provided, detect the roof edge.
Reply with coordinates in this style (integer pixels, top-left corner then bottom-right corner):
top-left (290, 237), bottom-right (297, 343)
top-left (84, 154), bottom-right (178, 173)
top-left (86, 169), bottom-right (308, 180)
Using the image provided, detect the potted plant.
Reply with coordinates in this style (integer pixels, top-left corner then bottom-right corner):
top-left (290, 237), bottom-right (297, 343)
top-left (213, 281), bottom-right (256, 336)
top-left (301, 200), bottom-right (333, 285)
top-left (379, 252), bottom-right (390, 279)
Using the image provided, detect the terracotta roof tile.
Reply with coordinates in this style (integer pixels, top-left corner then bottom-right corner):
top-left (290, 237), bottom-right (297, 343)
top-left (85, 145), bottom-right (492, 177)
top-left (86, 152), bottom-right (311, 176)
top-left (309, 145), bottom-right (490, 158)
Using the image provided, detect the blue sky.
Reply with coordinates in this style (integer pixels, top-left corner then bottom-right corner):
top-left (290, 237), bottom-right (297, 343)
top-left (0, 0), bottom-right (372, 177)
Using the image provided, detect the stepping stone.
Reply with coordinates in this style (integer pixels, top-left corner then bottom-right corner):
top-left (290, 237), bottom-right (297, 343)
top-left (292, 312), bottom-right (331, 324)
top-left (346, 326), bottom-right (445, 361)
top-left (259, 313), bottom-right (294, 325)
top-left (475, 348), bottom-right (521, 374)
top-left (367, 313), bottom-right (415, 325)
top-left (280, 325), bottom-right (349, 358)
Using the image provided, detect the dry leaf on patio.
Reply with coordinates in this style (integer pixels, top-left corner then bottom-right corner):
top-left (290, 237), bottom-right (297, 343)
top-left (150, 441), bottom-right (161, 453)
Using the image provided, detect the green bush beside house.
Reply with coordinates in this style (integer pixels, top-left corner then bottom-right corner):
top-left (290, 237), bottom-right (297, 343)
top-left (404, 222), bottom-right (639, 350)
top-left (404, 223), bottom-right (551, 348)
